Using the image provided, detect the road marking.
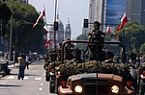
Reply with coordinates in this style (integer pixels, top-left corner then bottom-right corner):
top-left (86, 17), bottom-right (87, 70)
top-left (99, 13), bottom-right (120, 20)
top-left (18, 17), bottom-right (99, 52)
top-left (40, 83), bottom-right (43, 85)
top-left (24, 76), bottom-right (28, 80)
top-left (43, 72), bottom-right (45, 76)
top-left (35, 77), bottom-right (42, 80)
top-left (7, 75), bottom-right (16, 79)
top-left (39, 87), bottom-right (43, 91)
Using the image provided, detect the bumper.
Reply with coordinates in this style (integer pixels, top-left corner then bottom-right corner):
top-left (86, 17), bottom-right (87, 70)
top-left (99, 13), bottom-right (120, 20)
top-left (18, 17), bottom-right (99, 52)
top-left (58, 86), bottom-right (73, 95)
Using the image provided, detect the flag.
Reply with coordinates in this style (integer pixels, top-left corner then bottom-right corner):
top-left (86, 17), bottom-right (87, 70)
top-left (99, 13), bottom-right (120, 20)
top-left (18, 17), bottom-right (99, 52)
top-left (32, 10), bottom-right (45, 29)
top-left (106, 26), bottom-right (111, 34)
top-left (47, 40), bottom-right (53, 44)
top-left (43, 25), bottom-right (54, 34)
top-left (116, 12), bottom-right (128, 33)
top-left (43, 25), bottom-right (49, 33)
top-left (44, 40), bottom-right (53, 48)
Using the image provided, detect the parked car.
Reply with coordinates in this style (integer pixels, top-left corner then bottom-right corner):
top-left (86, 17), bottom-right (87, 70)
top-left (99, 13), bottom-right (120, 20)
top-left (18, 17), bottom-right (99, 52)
top-left (0, 61), bottom-right (11, 76)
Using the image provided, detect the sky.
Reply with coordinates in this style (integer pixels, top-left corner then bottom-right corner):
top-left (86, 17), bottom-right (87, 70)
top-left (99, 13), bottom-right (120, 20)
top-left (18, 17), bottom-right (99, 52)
top-left (29, 0), bottom-right (89, 39)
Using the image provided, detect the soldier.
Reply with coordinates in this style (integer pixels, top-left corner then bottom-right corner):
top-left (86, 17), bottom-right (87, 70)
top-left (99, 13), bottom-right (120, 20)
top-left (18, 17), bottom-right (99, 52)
top-left (65, 39), bottom-right (74, 60)
top-left (88, 21), bottom-right (106, 61)
top-left (74, 48), bottom-right (82, 63)
top-left (57, 43), bottom-right (62, 61)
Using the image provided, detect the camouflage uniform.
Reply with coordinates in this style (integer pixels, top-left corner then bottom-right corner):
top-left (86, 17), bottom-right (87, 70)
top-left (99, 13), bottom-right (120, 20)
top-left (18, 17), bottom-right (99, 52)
top-left (65, 42), bottom-right (74, 60)
top-left (88, 21), bottom-right (106, 61)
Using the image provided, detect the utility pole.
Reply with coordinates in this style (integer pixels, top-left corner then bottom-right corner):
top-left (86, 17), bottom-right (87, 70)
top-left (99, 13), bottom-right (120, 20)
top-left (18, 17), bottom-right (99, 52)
top-left (53, 0), bottom-right (58, 48)
top-left (9, 13), bottom-right (12, 61)
top-left (0, 20), bottom-right (2, 52)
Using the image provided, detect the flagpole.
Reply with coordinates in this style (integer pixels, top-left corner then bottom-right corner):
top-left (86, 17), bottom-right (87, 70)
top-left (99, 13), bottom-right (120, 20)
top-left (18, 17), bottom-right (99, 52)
top-left (54, 0), bottom-right (58, 93)
top-left (122, 27), bottom-right (125, 44)
top-left (54, 0), bottom-right (58, 48)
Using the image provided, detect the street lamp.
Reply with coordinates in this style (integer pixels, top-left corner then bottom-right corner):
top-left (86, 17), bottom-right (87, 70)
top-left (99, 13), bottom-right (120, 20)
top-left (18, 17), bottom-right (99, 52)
top-left (53, 0), bottom-right (58, 48)
top-left (9, 12), bottom-right (13, 61)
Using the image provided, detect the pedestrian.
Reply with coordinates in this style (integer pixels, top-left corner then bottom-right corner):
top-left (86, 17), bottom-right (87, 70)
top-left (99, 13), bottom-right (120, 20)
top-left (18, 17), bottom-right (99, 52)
top-left (17, 54), bottom-right (26, 80)
top-left (25, 54), bottom-right (30, 69)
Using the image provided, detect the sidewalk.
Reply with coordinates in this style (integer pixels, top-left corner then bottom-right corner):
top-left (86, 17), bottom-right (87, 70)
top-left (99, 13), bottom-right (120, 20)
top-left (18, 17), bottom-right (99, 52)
top-left (8, 62), bottom-right (19, 68)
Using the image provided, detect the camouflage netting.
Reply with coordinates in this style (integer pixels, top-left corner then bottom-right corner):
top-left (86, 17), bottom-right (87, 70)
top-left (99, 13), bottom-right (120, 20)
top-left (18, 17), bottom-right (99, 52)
top-left (58, 60), bottom-right (132, 81)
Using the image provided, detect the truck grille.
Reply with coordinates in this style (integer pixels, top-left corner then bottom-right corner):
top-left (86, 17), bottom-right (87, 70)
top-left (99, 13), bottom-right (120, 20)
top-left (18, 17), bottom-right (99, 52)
top-left (84, 79), bottom-right (109, 95)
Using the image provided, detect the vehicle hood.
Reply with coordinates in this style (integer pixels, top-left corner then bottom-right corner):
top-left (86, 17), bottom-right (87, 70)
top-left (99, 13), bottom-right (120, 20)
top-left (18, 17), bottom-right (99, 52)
top-left (68, 73), bottom-right (123, 82)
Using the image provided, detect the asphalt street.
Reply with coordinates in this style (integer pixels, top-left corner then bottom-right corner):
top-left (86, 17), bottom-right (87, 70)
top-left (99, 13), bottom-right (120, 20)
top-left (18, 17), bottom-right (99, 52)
top-left (0, 60), bottom-right (56, 95)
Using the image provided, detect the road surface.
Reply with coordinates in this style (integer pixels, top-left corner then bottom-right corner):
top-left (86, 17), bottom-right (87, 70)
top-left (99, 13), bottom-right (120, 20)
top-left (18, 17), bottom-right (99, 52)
top-left (0, 60), bottom-right (56, 95)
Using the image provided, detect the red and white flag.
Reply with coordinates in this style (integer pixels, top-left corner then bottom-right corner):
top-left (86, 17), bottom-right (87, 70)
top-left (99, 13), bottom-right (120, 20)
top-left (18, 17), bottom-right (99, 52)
top-left (106, 26), bottom-right (111, 34)
top-left (32, 10), bottom-right (45, 29)
top-left (44, 40), bottom-right (53, 48)
top-left (43, 25), bottom-right (49, 33)
top-left (43, 25), bottom-right (54, 34)
top-left (117, 12), bottom-right (128, 32)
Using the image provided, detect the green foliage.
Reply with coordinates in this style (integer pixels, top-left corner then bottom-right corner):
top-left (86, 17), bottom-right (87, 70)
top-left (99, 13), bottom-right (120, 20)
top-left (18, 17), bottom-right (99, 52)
top-left (76, 33), bottom-right (88, 40)
top-left (59, 60), bottom-right (132, 81)
top-left (2, 0), bottom-right (46, 53)
top-left (140, 43), bottom-right (145, 52)
top-left (0, 2), bottom-right (12, 20)
top-left (119, 23), bottom-right (145, 53)
top-left (76, 34), bottom-right (88, 49)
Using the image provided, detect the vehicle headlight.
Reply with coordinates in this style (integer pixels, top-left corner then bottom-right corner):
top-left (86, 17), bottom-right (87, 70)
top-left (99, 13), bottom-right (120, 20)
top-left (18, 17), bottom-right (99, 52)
top-left (74, 85), bottom-right (83, 93)
top-left (111, 85), bottom-right (119, 94)
top-left (57, 71), bottom-right (61, 75)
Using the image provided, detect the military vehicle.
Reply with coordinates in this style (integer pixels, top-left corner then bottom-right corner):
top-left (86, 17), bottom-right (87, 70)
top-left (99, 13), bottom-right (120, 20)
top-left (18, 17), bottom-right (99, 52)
top-left (46, 40), bottom-right (139, 95)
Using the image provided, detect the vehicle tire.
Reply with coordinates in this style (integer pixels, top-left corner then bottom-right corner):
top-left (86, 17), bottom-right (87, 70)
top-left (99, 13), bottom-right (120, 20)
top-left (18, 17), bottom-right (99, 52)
top-left (49, 77), bottom-right (55, 93)
top-left (46, 72), bottom-right (50, 81)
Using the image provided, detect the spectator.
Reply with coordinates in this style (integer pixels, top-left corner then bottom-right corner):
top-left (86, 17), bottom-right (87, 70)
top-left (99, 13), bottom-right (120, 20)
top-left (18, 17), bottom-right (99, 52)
top-left (17, 54), bottom-right (26, 80)
top-left (25, 54), bottom-right (30, 69)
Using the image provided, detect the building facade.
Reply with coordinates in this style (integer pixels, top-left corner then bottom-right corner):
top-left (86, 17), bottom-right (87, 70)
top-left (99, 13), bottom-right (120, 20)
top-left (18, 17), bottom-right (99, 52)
top-left (140, 0), bottom-right (145, 26)
top-left (127, 0), bottom-right (145, 26)
top-left (19, 0), bottom-right (29, 4)
top-left (65, 20), bottom-right (71, 40)
top-left (126, 0), bottom-right (141, 24)
top-left (56, 15), bottom-right (64, 44)
top-left (89, 0), bottom-right (126, 32)
top-left (46, 15), bottom-right (71, 48)
top-left (89, 0), bottom-right (104, 31)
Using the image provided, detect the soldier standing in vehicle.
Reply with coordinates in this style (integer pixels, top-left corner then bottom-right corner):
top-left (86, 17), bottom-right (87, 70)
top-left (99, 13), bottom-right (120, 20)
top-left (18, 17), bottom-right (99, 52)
top-left (88, 21), bottom-right (105, 61)
top-left (65, 39), bottom-right (74, 60)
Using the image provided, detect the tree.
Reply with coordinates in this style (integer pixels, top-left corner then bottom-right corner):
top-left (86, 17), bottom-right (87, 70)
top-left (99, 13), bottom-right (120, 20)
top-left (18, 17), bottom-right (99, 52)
top-left (3, 0), bottom-right (46, 53)
top-left (75, 33), bottom-right (88, 49)
top-left (119, 22), bottom-right (145, 53)
top-left (0, 1), bottom-right (12, 36)
top-left (76, 33), bottom-right (88, 40)
top-left (0, 2), bottom-right (11, 21)
top-left (140, 43), bottom-right (145, 52)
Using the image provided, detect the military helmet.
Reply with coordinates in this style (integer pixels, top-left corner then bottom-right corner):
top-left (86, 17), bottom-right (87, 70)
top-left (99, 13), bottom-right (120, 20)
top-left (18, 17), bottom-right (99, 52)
top-left (94, 21), bottom-right (101, 26)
